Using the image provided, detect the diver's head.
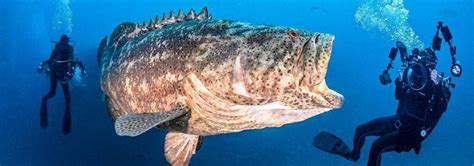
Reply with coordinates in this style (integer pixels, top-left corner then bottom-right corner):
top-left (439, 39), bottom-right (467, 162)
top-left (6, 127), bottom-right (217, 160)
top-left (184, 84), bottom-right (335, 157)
top-left (417, 48), bottom-right (438, 70)
top-left (59, 34), bottom-right (70, 44)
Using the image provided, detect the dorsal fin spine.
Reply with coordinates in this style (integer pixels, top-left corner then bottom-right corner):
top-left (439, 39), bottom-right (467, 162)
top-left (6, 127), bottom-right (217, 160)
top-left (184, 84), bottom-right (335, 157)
top-left (162, 12), bottom-right (168, 25)
top-left (196, 7), bottom-right (208, 20)
top-left (177, 9), bottom-right (185, 22)
top-left (126, 7), bottom-right (210, 39)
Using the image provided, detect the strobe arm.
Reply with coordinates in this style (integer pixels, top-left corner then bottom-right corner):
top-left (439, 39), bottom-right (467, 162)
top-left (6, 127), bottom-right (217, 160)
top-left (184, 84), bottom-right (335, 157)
top-left (396, 41), bottom-right (408, 65)
top-left (379, 47), bottom-right (399, 85)
top-left (438, 22), bottom-right (457, 62)
top-left (436, 21), bottom-right (462, 77)
top-left (386, 47), bottom-right (398, 71)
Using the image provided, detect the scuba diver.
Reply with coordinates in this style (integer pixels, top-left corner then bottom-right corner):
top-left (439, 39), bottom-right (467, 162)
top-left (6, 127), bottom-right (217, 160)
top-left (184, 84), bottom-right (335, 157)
top-left (38, 34), bottom-right (86, 134)
top-left (313, 21), bottom-right (462, 166)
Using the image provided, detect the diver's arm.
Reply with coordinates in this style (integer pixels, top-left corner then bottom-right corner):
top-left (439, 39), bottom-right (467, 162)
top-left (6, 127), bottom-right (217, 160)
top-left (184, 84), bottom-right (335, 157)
top-left (426, 83), bottom-right (451, 134)
top-left (77, 60), bottom-right (86, 75)
top-left (77, 60), bottom-right (85, 71)
top-left (39, 48), bottom-right (55, 73)
top-left (69, 45), bottom-right (86, 75)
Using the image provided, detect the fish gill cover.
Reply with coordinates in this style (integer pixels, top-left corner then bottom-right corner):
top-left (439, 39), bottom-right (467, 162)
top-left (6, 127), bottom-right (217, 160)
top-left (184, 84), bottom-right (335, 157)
top-left (355, 0), bottom-right (424, 49)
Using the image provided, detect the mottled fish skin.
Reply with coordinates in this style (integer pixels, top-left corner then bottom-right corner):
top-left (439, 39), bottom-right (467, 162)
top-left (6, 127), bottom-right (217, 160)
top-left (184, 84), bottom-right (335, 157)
top-left (100, 11), bottom-right (343, 136)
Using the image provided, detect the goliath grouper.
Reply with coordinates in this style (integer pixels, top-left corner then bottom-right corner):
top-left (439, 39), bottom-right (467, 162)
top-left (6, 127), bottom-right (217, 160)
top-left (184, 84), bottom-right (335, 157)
top-left (98, 7), bottom-right (344, 166)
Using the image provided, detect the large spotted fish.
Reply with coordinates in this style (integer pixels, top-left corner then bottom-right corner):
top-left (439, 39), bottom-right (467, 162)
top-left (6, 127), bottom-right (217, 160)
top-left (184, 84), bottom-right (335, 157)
top-left (98, 7), bottom-right (343, 166)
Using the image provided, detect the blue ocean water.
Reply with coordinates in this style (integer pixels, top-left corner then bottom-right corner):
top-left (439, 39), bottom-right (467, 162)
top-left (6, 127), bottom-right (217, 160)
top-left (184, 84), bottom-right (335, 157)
top-left (0, 0), bottom-right (473, 165)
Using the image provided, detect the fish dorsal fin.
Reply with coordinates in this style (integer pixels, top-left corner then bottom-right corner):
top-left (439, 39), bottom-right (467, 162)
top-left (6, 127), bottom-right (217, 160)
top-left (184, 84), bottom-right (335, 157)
top-left (154, 15), bottom-right (161, 28)
top-left (185, 8), bottom-right (196, 20)
top-left (177, 9), bottom-right (185, 22)
top-left (168, 10), bottom-right (176, 24)
top-left (196, 7), bottom-right (208, 20)
top-left (164, 132), bottom-right (201, 166)
top-left (115, 109), bottom-right (186, 137)
top-left (107, 7), bottom-right (211, 53)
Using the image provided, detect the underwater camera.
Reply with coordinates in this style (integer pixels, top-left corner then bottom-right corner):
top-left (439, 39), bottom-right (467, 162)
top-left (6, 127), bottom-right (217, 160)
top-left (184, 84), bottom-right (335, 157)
top-left (380, 48), bottom-right (432, 92)
top-left (404, 62), bottom-right (430, 92)
top-left (380, 21), bottom-right (463, 87)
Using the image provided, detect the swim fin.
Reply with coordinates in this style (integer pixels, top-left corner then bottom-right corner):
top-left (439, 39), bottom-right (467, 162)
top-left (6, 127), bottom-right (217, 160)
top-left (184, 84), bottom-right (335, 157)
top-left (313, 131), bottom-right (353, 160)
top-left (40, 99), bottom-right (48, 128)
top-left (62, 105), bottom-right (71, 135)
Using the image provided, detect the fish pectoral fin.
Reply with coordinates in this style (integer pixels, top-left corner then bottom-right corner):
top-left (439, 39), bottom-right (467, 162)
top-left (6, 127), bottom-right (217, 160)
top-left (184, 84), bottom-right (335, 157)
top-left (164, 132), bottom-right (202, 166)
top-left (115, 110), bottom-right (186, 137)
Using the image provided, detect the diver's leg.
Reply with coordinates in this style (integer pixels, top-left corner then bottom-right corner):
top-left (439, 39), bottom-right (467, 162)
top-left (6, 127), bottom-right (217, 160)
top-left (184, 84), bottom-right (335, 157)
top-left (61, 82), bottom-right (71, 134)
top-left (61, 82), bottom-right (71, 105)
top-left (40, 76), bottom-right (58, 128)
top-left (43, 76), bottom-right (58, 100)
top-left (367, 132), bottom-right (399, 166)
top-left (351, 116), bottom-right (397, 161)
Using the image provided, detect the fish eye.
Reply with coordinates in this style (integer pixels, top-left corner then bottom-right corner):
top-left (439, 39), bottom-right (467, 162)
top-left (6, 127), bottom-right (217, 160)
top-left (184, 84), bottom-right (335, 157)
top-left (287, 29), bottom-right (299, 38)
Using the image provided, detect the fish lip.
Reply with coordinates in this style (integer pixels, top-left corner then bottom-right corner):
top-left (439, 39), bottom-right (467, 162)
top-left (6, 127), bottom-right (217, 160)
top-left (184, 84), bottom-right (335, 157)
top-left (296, 33), bottom-right (341, 109)
top-left (313, 87), bottom-right (344, 109)
top-left (302, 82), bottom-right (344, 109)
top-left (326, 89), bottom-right (344, 109)
top-left (322, 33), bottom-right (335, 45)
top-left (314, 33), bottom-right (339, 108)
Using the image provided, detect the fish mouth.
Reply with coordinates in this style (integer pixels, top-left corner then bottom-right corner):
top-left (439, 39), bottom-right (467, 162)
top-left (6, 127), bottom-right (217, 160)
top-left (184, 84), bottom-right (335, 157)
top-left (313, 34), bottom-right (343, 109)
top-left (298, 33), bottom-right (343, 109)
top-left (311, 33), bottom-right (334, 85)
top-left (297, 33), bottom-right (335, 86)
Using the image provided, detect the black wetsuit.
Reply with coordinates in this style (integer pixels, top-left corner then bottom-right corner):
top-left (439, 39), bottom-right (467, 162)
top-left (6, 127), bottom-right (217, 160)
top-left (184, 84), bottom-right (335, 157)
top-left (42, 42), bottom-right (75, 105)
top-left (350, 76), bottom-right (451, 166)
top-left (40, 40), bottom-right (84, 133)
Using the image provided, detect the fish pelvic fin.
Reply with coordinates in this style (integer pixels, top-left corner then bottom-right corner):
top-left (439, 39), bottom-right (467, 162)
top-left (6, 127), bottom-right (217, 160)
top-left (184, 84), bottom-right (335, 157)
top-left (164, 132), bottom-right (201, 166)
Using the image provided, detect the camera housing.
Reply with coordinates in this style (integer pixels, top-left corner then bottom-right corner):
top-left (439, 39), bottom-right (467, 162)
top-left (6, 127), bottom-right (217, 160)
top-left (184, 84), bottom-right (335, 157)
top-left (404, 62), bottom-right (430, 92)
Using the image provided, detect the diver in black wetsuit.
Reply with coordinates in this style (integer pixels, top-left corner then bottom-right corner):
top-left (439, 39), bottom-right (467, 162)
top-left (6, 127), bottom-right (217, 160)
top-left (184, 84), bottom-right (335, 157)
top-left (349, 46), bottom-right (452, 165)
top-left (38, 34), bottom-right (86, 134)
top-left (313, 22), bottom-right (462, 166)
